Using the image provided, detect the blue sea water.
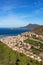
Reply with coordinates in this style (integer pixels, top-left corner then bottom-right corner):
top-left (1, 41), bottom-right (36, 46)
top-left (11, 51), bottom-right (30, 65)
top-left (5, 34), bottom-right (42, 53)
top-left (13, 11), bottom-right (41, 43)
top-left (0, 28), bottom-right (29, 38)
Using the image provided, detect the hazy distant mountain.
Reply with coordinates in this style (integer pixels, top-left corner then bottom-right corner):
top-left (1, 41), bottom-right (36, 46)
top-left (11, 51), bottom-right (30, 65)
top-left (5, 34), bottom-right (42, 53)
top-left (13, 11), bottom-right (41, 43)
top-left (19, 24), bottom-right (40, 30)
top-left (31, 26), bottom-right (43, 35)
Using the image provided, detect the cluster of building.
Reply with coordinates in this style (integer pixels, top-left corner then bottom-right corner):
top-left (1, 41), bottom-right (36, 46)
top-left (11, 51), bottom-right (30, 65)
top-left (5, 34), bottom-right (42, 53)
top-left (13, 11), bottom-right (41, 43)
top-left (21, 32), bottom-right (43, 39)
top-left (0, 32), bottom-right (43, 62)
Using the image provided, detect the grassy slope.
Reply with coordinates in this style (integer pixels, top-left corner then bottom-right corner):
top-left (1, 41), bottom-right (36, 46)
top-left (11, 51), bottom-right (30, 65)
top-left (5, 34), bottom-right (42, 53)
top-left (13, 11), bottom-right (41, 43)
top-left (0, 41), bottom-right (43, 65)
top-left (31, 26), bottom-right (43, 35)
top-left (24, 39), bottom-right (43, 55)
top-left (24, 39), bottom-right (43, 49)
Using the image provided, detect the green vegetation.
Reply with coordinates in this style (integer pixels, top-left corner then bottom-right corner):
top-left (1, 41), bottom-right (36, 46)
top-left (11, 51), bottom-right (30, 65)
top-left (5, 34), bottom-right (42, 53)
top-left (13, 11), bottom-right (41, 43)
top-left (24, 39), bottom-right (43, 49)
top-left (31, 46), bottom-right (41, 55)
top-left (24, 38), bottom-right (43, 58)
top-left (36, 38), bottom-right (43, 42)
top-left (24, 39), bottom-right (39, 46)
top-left (0, 41), bottom-right (43, 65)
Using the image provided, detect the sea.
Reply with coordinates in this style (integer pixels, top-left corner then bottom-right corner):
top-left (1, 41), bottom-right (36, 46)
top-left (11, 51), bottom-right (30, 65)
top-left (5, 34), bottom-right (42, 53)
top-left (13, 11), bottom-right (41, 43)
top-left (0, 28), bottom-right (29, 38)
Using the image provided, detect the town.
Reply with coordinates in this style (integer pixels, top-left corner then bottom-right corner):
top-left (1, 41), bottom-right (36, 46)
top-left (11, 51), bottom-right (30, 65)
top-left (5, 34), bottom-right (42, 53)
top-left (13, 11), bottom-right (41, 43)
top-left (0, 32), bottom-right (43, 62)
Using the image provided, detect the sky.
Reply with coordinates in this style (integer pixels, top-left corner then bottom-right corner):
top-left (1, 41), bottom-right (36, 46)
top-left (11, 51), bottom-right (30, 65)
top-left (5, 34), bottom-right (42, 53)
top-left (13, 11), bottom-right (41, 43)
top-left (0, 0), bottom-right (43, 28)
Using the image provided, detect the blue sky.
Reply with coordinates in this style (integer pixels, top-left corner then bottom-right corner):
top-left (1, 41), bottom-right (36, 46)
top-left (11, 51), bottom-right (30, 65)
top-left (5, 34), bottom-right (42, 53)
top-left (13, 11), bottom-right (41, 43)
top-left (0, 0), bottom-right (43, 28)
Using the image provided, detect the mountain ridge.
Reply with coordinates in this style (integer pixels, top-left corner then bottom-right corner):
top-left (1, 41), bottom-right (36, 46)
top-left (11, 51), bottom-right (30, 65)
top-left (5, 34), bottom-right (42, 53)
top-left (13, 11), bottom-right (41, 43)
top-left (18, 24), bottom-right (40, 30)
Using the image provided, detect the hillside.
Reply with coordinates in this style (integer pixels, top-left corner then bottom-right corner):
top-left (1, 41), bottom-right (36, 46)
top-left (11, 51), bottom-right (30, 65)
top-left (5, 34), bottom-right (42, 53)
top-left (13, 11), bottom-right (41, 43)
top-left (31, 26), bottom-right (43, 35)
top-left (0, 41), bottom-right (43, 65)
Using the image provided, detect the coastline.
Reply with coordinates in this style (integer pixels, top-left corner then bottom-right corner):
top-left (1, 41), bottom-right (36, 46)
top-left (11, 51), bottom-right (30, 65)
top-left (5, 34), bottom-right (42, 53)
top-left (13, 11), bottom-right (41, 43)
top-left (0, 28), bottom-right (29, 39)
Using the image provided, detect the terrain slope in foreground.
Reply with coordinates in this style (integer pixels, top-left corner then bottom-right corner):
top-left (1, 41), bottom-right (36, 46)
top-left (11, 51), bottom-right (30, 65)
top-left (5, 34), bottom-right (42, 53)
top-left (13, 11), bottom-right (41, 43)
top-left (0, 41), bottom-right (43, 65)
